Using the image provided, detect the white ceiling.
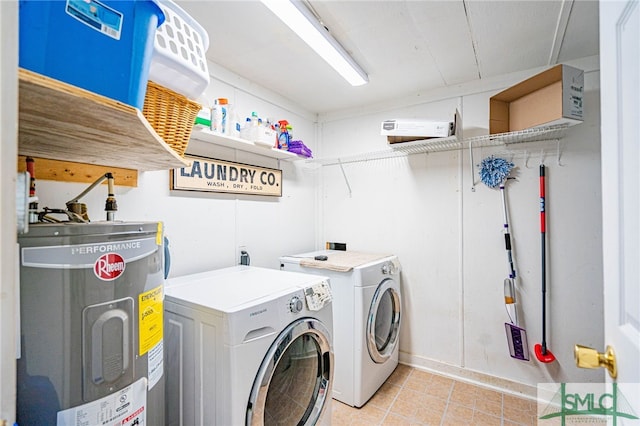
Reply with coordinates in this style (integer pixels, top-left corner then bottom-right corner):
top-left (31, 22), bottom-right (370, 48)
top-left (175, 0), bottom-right (599, 114)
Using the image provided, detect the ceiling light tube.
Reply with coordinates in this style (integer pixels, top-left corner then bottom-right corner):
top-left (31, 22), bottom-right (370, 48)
top-left (260, 0), bottom-right (368, 86)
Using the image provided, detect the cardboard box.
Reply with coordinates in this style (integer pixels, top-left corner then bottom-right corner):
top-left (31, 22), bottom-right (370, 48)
top-left (382, 117), bottom-right (455, 144)
top-left (489, 64), bottom-right (584, 134)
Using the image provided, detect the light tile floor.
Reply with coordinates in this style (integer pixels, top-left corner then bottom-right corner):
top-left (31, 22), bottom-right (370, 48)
top-left (331, 364), bottom-right (537, 425)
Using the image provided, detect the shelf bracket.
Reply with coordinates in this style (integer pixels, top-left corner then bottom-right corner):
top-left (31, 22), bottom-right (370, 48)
top-left (338, 159), bottom-right (353, 198)
top-left (468, 138), bottom-right (475, 192)
top-left (557, 139), bottom-right (564, 166)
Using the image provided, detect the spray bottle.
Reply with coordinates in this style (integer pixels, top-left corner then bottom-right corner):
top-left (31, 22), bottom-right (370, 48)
top-left (277, 120), bottom-right (290, 150)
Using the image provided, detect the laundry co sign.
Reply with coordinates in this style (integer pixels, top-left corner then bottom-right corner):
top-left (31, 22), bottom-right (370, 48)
top-left (171, 155), bottom-right (282, 197)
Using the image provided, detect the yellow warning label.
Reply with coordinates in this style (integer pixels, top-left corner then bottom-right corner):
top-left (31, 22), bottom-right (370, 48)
top-left (156, 222), bottom-right (163, 246)
top-left (139, 285), bottom-right (163, 356)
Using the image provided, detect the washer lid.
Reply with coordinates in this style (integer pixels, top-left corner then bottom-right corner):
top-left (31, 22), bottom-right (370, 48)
top-left (165, 266), bottom-right (325, 312)
top-left (281, 250), bottom-right (396, 272)
top-left (279, 250), bottom-right (333, 264)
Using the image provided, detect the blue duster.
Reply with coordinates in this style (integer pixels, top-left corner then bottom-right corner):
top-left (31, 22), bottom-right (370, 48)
top-left (479, 156), bottom-right (515, 188)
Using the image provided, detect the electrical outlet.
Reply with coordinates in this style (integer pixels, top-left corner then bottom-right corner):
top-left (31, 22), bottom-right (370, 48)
top-left (238, 246), bottom-right (250, 266)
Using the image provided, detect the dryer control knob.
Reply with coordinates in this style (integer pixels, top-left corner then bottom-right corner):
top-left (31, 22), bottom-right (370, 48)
top-left (289, 296), bottom-right (304, 314)
top-left (382, 262), bottom-right (395, 275)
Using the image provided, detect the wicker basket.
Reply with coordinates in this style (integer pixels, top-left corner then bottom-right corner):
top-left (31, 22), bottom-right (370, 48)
top-left (142, 80), bottom-right (201, 157)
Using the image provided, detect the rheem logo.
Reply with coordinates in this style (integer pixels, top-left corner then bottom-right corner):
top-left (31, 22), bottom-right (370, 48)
top-left (94, 253), bottom-right (126, 281)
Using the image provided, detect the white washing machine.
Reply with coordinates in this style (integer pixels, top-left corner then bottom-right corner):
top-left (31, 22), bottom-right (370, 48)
top-left (163, 266), bottom-right (334, 426)
top-left (280, 250), bottom-right (401, 407)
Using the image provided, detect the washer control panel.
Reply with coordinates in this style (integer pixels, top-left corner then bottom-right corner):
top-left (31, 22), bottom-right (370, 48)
top-left (303, 280), bottom-right (332, 311)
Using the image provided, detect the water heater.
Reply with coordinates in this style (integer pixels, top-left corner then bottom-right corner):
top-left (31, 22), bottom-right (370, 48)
top-left (17, 222), bottom-right (165, 426)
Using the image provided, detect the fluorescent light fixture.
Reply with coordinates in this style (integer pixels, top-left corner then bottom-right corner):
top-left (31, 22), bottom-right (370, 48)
top-left (260, 0), bottom-right (368, 86)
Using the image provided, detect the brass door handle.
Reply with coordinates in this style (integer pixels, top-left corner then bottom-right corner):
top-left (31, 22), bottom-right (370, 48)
top-left (574, 344), bottom-right (617, 379)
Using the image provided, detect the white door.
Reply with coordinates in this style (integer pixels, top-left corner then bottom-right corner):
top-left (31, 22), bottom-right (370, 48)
top-left (592, 0), bottom-right (639, 409)
top-left (0, 1), bottom-right (19, 424)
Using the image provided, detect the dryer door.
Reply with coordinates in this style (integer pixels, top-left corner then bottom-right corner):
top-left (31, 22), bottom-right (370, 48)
top-left (247, 317), bottom-right (333, 426)
top-left (367, 278), bottom-right (401, 364)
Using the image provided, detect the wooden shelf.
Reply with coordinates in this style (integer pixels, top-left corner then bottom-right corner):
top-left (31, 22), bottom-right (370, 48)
top-left (18, 68), bottom-right (189, 172)
top-left (17, 156), bottom-right (139, 187)
top-left (189, 128), bottom-right (303, 161)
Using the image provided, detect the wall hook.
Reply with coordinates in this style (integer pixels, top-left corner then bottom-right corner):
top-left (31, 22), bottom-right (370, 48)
top-left (539, 149), bottom-right (546, 166)
top-left (525, 151), bottom-right (531, 168)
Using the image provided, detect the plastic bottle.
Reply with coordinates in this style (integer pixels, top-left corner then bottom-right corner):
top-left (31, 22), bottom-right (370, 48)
top-left (240, 117), bottom-right (252, 140)
top-left (277, 123), bottom-right (289, 150)
top-left (194, 105), bottom-right (211, 129)
top-left (211, 99), bottom-right (219, 132)
top-left (251, 111), bottom-right (259, 127)
top-left (220, 98), bottom-right (229, 134)
top-left (277, 120), bottom-right (290, 150)
top-left (285, 124), bottom-right (293, 150)
top-left (228, 104), bottom-right (240, 138)
top-left (194, 95), bottom-right (211, 129)
top-left (273, 123), bottom-right (280, 148)
top-left (212, 98), bottom-right (229, 134)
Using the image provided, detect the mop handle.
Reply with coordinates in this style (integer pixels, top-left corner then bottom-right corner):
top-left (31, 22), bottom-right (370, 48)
top-left (540, 166), bottom-right (546, 233)
top-left (539, 164), bottom-right (547, 352)
top-left (500, 184), bottom-right (516, 279)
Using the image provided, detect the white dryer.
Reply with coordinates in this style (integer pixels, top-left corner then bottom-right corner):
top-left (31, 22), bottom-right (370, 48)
top-left (163, 266), bottom-right (334, 425)
top-left (280, 250), bottom-right (401, 407)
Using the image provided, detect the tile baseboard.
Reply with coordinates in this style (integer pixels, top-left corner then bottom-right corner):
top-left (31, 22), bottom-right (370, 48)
top-left (399, 351), bottom-right (538, 401)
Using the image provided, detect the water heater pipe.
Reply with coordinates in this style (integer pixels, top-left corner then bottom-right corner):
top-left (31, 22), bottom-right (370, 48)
top-left (66, 172), bottom-right (118, 221)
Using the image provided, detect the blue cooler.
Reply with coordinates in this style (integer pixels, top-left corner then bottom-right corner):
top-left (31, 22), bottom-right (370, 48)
top-left (19, 0), bottom-right (165, 109)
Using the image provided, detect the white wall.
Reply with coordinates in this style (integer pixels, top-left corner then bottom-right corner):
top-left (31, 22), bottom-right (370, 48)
top-left (316, 59), bottom-right (603, 396)
top-left (17, 52), bottom-right (604, 399)
top-left (33, 60), bottom-right (320, 277)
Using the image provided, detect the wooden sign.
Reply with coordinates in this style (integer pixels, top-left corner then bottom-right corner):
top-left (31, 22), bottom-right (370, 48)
top-left (171, 155), bottom-right (282, 197)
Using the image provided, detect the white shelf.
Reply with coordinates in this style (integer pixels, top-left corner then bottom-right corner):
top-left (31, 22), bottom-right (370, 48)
top-left (189, 128), bottom-right (302, 161)
top-left (388, 134), bottom-right (462, 154)
top-left (463, 123), bottom-right (570, 147)
top-left (309, 123), bottom-right (571, 166)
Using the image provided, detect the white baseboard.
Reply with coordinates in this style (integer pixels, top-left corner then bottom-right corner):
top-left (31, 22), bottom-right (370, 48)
top-left (399, 351), bottom-right (538, 401)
